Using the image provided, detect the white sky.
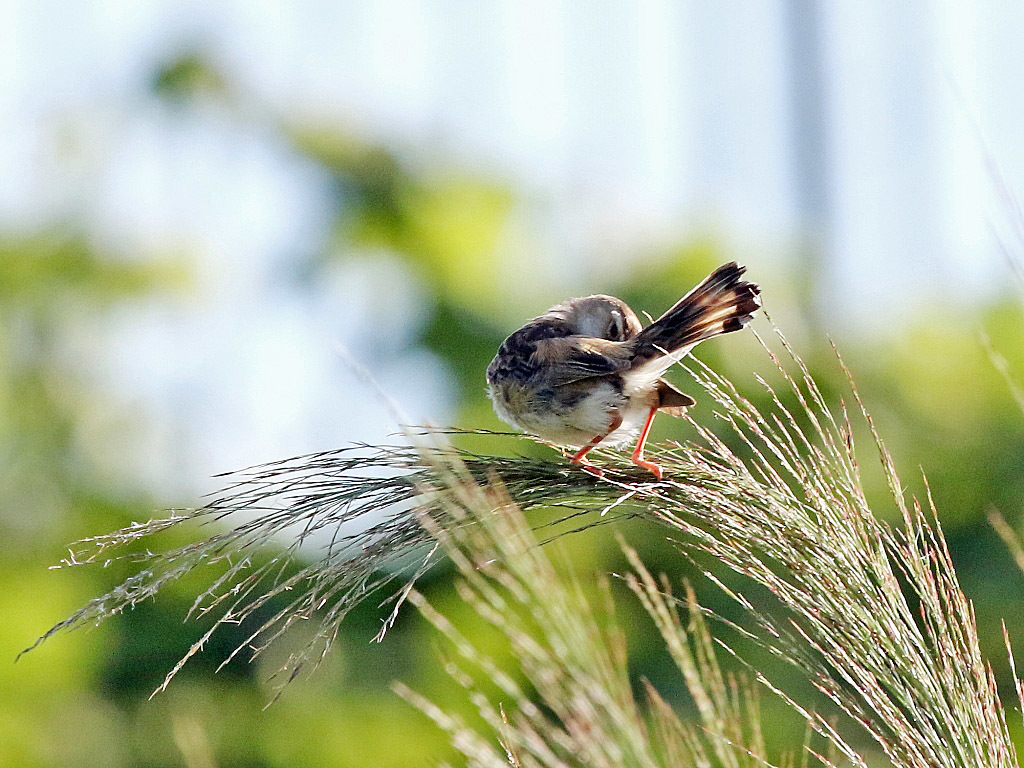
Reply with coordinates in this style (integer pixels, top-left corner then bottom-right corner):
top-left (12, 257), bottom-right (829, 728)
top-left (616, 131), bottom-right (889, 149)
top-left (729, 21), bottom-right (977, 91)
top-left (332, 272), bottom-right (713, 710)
top-left (2, 1), bottom-right (1023, 497)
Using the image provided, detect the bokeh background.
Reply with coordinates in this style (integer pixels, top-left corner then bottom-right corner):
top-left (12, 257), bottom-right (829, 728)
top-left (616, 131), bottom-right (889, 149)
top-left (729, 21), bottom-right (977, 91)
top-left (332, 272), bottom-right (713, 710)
top-left (3, 3), bottom-right (1024, 766)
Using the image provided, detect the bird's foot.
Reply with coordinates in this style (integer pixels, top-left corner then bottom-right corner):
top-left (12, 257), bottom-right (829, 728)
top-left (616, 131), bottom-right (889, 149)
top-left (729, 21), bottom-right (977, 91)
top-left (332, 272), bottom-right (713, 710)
top-left (631, 456), bottom-right (663, 480)
top-left (570, 455), bottom-right (605, 478)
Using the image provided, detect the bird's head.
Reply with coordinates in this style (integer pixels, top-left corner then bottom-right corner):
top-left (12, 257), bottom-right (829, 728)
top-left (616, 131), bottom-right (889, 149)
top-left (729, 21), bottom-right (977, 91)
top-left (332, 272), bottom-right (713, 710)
top-left (548, 294), bottom-right (643, 341)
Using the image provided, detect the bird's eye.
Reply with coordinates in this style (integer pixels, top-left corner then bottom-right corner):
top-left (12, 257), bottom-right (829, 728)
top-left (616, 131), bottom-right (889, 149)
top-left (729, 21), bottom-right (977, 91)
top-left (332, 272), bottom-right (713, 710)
top-left (608, 311), bottom-right (623, 339)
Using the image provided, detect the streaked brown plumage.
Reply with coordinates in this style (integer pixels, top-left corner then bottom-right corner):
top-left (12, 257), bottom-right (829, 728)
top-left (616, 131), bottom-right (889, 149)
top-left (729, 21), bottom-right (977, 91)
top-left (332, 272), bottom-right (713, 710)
top-left (486, 262), bottom-right (761, 478)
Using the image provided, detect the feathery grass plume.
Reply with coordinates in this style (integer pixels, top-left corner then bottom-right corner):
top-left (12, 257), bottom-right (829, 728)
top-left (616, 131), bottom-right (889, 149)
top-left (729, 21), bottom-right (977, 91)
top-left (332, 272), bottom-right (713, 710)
top-left (988, 508), bottom-right (1024, 724)
top-left (985, 166), bottom-right (1024, 722)
top-left (395, 469), bottom-right (815, 768)
top-left (665, 333), bottom-right (1022, 768)
top-left (23, 437), bottom-right (671, 694)
top-left (26, 326), bottom-right (1023, 766)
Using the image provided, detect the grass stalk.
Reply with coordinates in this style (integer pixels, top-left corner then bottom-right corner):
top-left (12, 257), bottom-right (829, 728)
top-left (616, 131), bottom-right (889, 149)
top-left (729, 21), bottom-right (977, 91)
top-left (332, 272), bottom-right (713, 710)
top-left (25, 328), bottom-right (1023, 766)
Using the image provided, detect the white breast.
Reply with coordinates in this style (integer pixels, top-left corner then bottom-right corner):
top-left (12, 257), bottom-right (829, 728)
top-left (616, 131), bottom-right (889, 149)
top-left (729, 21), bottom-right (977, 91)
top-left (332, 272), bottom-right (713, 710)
top-left (490, 377), bottom-right (659, 448)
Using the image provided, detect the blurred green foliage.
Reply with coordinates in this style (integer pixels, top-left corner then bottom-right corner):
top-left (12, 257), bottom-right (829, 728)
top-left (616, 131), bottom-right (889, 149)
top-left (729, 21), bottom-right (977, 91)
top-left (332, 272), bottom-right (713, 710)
top-left (3, 50), bottom-right (1024, 767)
top-left (151, 51), bottom-right (233, 105)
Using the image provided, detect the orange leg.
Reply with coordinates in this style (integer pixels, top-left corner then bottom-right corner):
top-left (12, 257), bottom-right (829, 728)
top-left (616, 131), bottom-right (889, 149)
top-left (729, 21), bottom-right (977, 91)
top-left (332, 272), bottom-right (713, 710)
top-left (631, 406), bottom-right (663, 480)
top-left (570, 414), bottom-right (623, 477)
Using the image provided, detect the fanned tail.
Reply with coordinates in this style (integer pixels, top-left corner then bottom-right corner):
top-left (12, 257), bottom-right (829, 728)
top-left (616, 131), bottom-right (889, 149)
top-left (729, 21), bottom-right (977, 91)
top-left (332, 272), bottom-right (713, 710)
top-left (631, 262), bottom-right (761, 366)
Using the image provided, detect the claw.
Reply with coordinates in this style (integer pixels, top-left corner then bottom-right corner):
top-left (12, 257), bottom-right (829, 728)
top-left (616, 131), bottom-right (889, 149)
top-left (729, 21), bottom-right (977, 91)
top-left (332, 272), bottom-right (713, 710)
top-left (631, 457), bottom-right (663, 480)
top-left (570, 452), bottom-right (605, 477)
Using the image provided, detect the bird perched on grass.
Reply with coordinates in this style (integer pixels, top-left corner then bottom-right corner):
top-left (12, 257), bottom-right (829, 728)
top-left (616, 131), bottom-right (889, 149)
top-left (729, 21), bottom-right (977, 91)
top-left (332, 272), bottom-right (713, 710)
top-left (486, 262), bottom-right (761, 479)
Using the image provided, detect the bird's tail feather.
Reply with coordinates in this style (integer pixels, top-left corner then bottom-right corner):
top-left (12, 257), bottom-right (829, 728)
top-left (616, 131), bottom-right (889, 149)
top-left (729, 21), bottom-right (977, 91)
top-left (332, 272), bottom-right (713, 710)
top-left (631, 262), bottom-right (760, 366)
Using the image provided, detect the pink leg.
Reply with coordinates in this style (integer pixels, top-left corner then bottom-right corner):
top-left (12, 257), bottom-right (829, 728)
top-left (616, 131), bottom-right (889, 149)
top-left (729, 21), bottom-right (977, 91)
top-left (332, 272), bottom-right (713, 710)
top-left (570, 414), bottom-right (623, 477)
top-left (631, 407), bottom-right (663, 480)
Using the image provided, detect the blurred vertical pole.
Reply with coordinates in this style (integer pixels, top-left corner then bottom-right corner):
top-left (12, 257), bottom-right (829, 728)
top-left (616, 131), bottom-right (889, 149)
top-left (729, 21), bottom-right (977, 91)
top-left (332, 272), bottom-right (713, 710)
top-left (783, 0), bottom-right (831, 327)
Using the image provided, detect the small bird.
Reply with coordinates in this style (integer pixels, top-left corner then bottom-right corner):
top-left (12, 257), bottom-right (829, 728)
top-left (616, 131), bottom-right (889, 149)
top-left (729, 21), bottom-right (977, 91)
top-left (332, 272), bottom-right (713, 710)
top-left (486, 262), bottom-right (761, 479)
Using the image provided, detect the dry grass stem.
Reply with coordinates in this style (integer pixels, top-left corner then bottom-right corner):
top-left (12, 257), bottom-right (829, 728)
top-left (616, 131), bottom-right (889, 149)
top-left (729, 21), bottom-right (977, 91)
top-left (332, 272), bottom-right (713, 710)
top-left (397, 473), bottom-right (807, 768)
top-left (26, 327), bottom-right (1023, 767)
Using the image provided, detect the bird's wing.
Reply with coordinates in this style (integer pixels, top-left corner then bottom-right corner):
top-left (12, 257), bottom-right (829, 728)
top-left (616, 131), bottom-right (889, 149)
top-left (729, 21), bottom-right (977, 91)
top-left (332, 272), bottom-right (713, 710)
top-left (532, 336), bottom-right (633, 386)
